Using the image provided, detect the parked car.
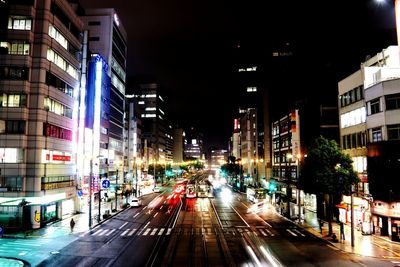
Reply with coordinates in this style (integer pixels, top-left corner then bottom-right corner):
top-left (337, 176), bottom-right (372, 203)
top-left (131, 197), bottom-right (142, 207)
top-left (153, 187), bottom-right (161, 193)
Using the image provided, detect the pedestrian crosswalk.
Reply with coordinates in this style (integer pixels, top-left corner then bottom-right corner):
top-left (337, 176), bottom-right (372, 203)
top-left (89, 226), bottom-right (304, 238)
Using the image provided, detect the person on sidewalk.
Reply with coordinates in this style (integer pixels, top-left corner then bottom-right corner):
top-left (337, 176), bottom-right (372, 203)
top-left (70, 218), bottom-right (75, 233)
top-left (319, 219), bottom-right (324, 234)
top-left (340, 222), bottom-right (345, 242)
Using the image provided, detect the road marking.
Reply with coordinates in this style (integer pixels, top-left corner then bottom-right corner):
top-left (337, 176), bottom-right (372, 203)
top-left (264, 228), bottom-right (275, 236)
top-left (293, 229), bottom-right (305, 237)
top-left (133, 213), bottom-right (139, 218)
top-left (153, 212), bottom-right (158, 218)
top-left (128, 229), bottom-right (137, 236)
top-left (99, 229), bottom-right (109, 236)
top-left (166, 228), bottom-right (172, 235)
top-left (158, 228), bottom-right (165, 235)
top-left (259, 229), bottom-right (267, 236)
top-left (92, 229), bottom-right (104, 236)
top-left (121, 229), bottom-right (130, 236)
top-left (119, 222), bottom-right (128, 229)
top-left (106, 229), bottom-right (116, 236)
top-left (144, 222), bottom-right (150, 228)
top-left (150, 228), bottom-right (158, 235)
top-left (286, 229), bottom-right (298, 236)
top-left (142, 228), bottom-right (151, 236)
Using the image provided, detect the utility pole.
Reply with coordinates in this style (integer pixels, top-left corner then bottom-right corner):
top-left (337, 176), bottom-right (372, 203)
top-left (89, 159), bottom-right (93, 228)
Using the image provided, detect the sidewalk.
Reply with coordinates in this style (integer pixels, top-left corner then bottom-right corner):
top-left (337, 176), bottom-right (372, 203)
top-left (297, 212), bottom-right (400, 259)
top-left (2, 196), bottom-right (131, 239)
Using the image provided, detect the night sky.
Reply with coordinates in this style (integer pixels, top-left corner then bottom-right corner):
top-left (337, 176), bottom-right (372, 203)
top-left (79, 0), bottom-right (396, 150)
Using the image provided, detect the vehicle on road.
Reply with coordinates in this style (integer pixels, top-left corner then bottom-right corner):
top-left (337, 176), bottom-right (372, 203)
top-left (131, 197), bottom-right (142, 207)
top-left (153, 186), bottom-right (161, 193)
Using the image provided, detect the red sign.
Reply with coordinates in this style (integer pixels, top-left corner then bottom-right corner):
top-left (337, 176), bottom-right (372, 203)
top-left (47, 154), bottom-right (71, 162)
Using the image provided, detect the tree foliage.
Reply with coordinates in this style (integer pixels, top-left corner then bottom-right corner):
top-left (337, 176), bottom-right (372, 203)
top-left (299, 136), bottom-right (359, 195)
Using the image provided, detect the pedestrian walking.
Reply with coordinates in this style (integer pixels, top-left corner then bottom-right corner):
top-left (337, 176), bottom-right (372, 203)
top-left (70, 218), bottom-right (75, 233)
top-left (340, 222), bottom-right (345, 242)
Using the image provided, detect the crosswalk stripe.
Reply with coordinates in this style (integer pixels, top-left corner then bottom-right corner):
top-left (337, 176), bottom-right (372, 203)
top-left (142, 228), bottom-right (151, 236)
top-left (166, 228), bottom-right (172, 235)
top-left (119, 222), bottom-right (128, 229)
top-left (150, 228), bottom-right (158, 235)
top-left (128, 229), bottom-right (137, 236)
top-left (293, 229), bottom-right (305, 237)
top-left (99, 229), bottom-right (109, 236)
top-left (264, 228), bottom-right (275, 236)
top-left (259, 229), bottom-right (267, 236)
top-left (92, 229), bottom-right (104, 236)
top-left (158, 228), bottom-right (165, 235)
top-left (106, 229), bottom-right (116, 236)
top-left (121, 229), bottom-right (130, 236)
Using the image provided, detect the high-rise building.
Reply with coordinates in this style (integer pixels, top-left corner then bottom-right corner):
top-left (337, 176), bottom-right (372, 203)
top-left (81, 8), bottom-right (127, 187)
top-left (184, 127), bottom-right (204, 160)
top-left (172, 127), bottom-right (184, 165)
top-left (0, 0), bottom-right (83, 230)
top-left (134, 83), bottom-right (172, 166)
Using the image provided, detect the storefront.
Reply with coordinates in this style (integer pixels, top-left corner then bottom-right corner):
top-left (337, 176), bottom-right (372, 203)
top-left (372, 200), bottom-right (400, 241)
top-left (337, 195), bottom-right (373, 235)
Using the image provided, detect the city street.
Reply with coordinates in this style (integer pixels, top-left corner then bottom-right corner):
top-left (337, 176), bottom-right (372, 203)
top-left (2, 184), bottom-right (398, 266)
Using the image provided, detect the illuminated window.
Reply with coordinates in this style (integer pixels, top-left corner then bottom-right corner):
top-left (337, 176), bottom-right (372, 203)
top-left (8, 17), bottom-right (32, 30)
top-left (246, 87), bottom-right (257, 92)
top-left (47, 48), bottom-right (78, 79)
top-left (48, 24), bottom-right (68, 49)
top-left (44, 97), bottom-right (72, 118)
top-left (340, 107), bottom-right (366, 128)
top-left (1, 93), bottom-right (27, 107)
top-left (371, 127), bottom-right (382, 142)
top-left (0, 41), bottom-right (30, 55)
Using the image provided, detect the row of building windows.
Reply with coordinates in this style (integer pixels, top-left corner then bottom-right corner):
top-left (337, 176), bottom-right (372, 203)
top-left (273, 137), bottom-right (289, 150)
top-left (0, 66), bottom-right (29, 80)
top-left (0, 148), bottom-right (24, 163)
top-left (369, 124), bottom-right (400, 142)
top-left (0, 120), bottom-right (26, 134)
top-left (46, 72), bottom-right (73, 97)
top-left (0, 93), bottom-right (27, 107)
top-left (8, 16), bottom-right (32, 30)
top-left (368, 93), bottom-right (400, 115)
top-left (43, 123), bottom-right (72, 141)
top-left (0, 176), bottom-right (23, 192)
top-left (339, 85), bottom-right (364, 108)
top-left (44, 97), bottom-right (73, 119)
top-left (0, 41), bottom-right (30, 55)
top-left (48, 24), bottom-right (68, 50)
top-left (342, 132), bottom-right (367, 150)
top-left (47, 48), bottom-right (78, 79)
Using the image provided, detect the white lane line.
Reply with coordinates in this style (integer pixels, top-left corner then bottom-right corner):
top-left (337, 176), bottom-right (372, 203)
top-left (153, 212), bottom-right (158, 218)
top-left (158, 228), bottom-right (165, 235)
top-left (105, 229), bottom-right (116, 236)
top-left (121, 229), bottom-right (130, 236)
top-left (264, 221), bottom-right (272, 228)
top-left (142, 228), bottom-right (151, 236)
top-left (119, 222), bottom-right (128, 229)
top-left (144, 222), bottom-right (150, 229)
top-left (128, 229), bottom-right (137, 236)
top-left (286, 229), bottom-right (298, 236)
top-left (150, 228), bottom-right (158, 235)
top-left (166, 228), bottom-right (172, 235)
top-left (133, 213), bottom-right (139, 218)
top-left (99, 229), bottom-right (109, 236)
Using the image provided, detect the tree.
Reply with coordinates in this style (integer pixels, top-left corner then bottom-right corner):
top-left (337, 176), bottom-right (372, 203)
top-left (299, 136), bottom-right (359, 236)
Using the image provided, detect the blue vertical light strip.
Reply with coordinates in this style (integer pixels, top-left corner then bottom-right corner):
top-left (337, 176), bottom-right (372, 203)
top-left (93, 56), bottom-right (103, 174)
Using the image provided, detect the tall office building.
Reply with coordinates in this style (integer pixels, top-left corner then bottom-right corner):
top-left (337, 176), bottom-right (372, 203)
top-left (134, 83), bottom-right (172, 166)
top-left (81, 8), bottom-right (127, 186)
top-left (0, 0), bottom-right (83, 230)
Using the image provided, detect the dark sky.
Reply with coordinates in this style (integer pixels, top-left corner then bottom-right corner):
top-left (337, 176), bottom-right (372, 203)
top-left (79, 0), bottom-right (397, 149)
